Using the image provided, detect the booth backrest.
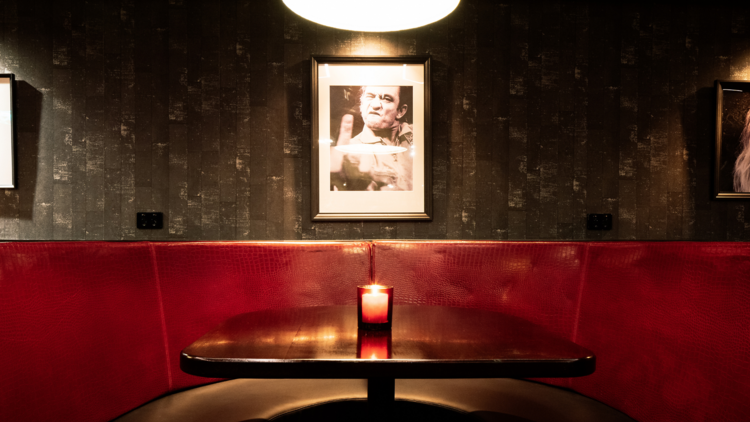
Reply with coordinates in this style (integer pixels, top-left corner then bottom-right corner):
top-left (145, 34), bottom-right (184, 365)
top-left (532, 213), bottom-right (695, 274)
top-left (0, 242), bottom-right (168, 422)
top-left (574, 242), bottom-right (750, 422)
top-left (152, 242), bottom-right (371, 391)
top-left (0, 241), bottom-right (371, 422)
top-left (370, 241), bottom-right (585, 342)
top-left (371, 240), bottom-right (750, 422)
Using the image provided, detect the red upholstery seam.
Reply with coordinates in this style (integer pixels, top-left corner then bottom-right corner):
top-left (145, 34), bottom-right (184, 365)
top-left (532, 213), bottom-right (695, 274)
top-left (149, 242), bottom-right (173, 391)
top-left (571, 242), bottom-right (590, 344)
top-left (368, 241), bottom-right (373, 283)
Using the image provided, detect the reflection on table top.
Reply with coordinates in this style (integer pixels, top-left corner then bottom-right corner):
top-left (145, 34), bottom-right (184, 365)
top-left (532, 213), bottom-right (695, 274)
top-left (181, 305), bottom-right (595, 380)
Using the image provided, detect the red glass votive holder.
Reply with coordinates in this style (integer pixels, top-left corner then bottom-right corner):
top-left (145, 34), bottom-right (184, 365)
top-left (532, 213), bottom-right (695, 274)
top-left (357, 285), bottom-right (394, 330)
top-left (357, 330), bottom-right (392, 359)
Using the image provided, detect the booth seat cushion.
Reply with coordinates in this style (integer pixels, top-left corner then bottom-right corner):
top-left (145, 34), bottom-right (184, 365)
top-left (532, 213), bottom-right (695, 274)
top-left (270, 400), bottom-right (471, 421)
top-left (398, 379), bottom-right (635, 422)
top-left (113, 379), bottom-right (634, 422)
top-left (113, 379), bottom-right (368, 422)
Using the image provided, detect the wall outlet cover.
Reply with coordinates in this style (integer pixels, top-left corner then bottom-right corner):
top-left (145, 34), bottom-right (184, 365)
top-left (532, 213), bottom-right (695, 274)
top-left (137, 212), bottom-right (163, 230)
top-left (587, 214), bottom-right (612, 230)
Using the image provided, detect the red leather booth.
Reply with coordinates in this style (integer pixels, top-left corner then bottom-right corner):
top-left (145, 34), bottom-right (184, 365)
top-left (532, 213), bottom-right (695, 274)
top-left (372, 241), bottom-right (750, 421)
top-left (0, 241), bottom-right (371, 422)
top-left (1, 240), bottom-right (749, 421)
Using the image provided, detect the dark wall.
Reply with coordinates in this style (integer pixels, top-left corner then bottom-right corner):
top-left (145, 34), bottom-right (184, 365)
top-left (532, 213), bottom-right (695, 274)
top-left (0, 0), bottom-right (748, 240)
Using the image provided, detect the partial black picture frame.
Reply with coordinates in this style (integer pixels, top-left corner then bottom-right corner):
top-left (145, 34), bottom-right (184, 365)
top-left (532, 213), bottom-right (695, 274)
top-left (0, 74), bottom-right (15, 189)
top-left (714, 79), bottom-right (750, 199)
top-left (311, 55), bottom-right (432, 221)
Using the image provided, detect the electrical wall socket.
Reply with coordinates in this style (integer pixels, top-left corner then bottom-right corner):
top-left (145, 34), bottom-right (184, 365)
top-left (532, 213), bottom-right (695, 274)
top-left (137, 212), bottom-right (163, 230)
top-left (587, 214), bottom-right (612, 230)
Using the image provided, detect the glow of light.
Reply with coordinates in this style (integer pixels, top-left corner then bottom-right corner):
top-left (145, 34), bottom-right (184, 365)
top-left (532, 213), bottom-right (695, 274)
top-left (320, 138), bottom-right (333, 144)
top-left (320, 63), bottom-right (330, 79)
top-left (335, 144), bottom-right (407, 155)
top-left (282, 0), bottom-right (461, 32)
top-left (403, 64), bottom-right (424, 84)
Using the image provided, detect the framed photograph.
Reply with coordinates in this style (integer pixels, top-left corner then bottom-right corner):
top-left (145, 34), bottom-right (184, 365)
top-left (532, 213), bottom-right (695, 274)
top-left (714, 79), bottom-right (750, 199)
top-left (311, 55), bottom-right (431, 220)
top-left (0, 74), bottom-right (15, 189)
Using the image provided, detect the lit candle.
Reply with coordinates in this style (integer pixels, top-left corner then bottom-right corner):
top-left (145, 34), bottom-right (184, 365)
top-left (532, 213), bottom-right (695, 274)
top-left (357, 284), bottom-right (393, 330)
top-left (362, 287), bottom-right (389, 324)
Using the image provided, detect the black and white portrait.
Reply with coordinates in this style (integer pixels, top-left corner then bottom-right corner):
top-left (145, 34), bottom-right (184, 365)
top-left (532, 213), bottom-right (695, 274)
top-left (329, 85), bottom-right (414, 192)
top-left (311, 56), bottom-right (431, 220)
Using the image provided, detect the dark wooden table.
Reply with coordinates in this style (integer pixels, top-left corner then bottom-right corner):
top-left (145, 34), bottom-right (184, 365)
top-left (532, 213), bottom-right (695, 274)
top-left (181, 305), bottom-right (595, 404)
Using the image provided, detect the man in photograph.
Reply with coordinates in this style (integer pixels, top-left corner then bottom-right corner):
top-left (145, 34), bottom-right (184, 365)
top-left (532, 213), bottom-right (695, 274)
top-left (735, 108), bottom-right (750, 192)
top-left (330, 85), bottom-right (414, 191)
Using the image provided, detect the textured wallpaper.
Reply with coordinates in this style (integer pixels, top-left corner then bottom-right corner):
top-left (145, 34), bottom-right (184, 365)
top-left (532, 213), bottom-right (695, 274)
top-left (0, 0), bottom-right (749, 240)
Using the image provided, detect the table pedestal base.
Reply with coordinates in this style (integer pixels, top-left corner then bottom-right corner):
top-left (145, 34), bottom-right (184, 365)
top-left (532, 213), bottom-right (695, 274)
top-left (367, 378), bottom-right (395, 420)
top-left (367, 378), bottom-right (395, 403)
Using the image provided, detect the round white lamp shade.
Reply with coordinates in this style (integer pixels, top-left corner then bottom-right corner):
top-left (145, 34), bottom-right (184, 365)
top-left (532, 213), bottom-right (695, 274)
top-left (282, 0), bottom-right (461, 32)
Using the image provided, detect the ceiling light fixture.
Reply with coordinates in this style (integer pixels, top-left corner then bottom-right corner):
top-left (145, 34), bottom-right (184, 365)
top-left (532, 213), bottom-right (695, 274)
top-left (282, 0), bottom-right (461, 32)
